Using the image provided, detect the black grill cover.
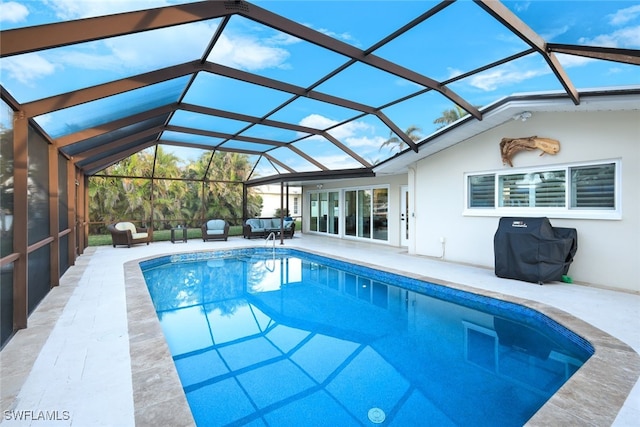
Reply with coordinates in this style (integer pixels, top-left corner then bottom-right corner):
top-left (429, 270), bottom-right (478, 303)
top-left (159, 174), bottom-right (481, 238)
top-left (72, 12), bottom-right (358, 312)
top-left (494, 217), bottom-right (577, 284)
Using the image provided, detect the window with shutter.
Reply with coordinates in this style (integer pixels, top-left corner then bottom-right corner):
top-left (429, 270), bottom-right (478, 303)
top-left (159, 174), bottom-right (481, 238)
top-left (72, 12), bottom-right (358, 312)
top-left (570, 163), bottom-right (615, 209)
top-left (468, 175), bottom-right (495, 208)
top-left (465, 161), bottom-right (619, 219)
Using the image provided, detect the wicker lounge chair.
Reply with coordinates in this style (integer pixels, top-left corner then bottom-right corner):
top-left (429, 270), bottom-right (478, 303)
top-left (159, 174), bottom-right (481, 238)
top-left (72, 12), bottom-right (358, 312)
top-left (107, 222), bottom-right (150, 248)
top-left (201, 219), bottom-right (230, 241)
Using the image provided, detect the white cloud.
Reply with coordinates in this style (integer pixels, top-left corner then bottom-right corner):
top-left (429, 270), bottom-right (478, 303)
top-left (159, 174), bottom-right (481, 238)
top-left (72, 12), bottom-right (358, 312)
top-left (2, 53), bottom-right (57, 85)
top-left (446, 67), bottom-right (464, 80)
top-left (58, 49), bottom-right (124, 71)
top-left (608, 5), bottom-right (640, 26)
top-left (299, 114), bottom-right (337, 130)
top-left (345, 134), bottom-right (385, 149)
top-left (579, 26), bottom-right (640, 48)
top-left (299, 20), bottom-right (359, 46)
top-left (42, 0), bottom-right (172, 20)
top-left (512, 2), bottom-right (531, 13)
top-left (10, 1), bottom-right (294, 83)
top-left (48, 22), bottom-right (217, 74)
top-left (297, 114), bottom-right (383, 154)
top-left (316, 27), bottom-right (357, 44)
top-left (106, 22), bottom-right (217, 68)
top-left (308, 153), bottom-right (361, 169)
top-left (209, 34), bottom-right (290, 71)
top-left (555, 53), bottom-right (594, 68)
top-left (41, 0), bottom-right (295, 73)
top-left (540, 25), bottom-right (570, 42)
top-left (265, 31), bottom-right (301, 47)
top-left (327, 120), bottom-right (372, 141)
top-left (469, 66), bottom-right (547, 91)
top-left (0, 2), bottom-right (29, 23)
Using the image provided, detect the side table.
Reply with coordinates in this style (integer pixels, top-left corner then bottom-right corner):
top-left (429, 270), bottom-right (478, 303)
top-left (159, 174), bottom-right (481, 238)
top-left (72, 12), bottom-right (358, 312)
top-left (170, 226), bottom-right (188, 243)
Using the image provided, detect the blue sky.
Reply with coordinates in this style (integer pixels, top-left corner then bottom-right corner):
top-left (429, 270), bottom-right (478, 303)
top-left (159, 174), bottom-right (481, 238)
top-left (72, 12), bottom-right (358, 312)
top-left (1, 1), bottom-right (639, 176)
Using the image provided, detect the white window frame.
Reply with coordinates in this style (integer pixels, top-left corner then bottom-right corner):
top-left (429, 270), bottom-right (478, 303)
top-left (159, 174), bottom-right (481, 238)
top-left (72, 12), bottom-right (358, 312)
top-left (463, 159), bottom-right (621, 220)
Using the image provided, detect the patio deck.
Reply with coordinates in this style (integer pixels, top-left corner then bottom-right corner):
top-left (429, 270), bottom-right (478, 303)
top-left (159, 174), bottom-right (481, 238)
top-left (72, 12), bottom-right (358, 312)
top-left (1, 234), bottom-right (639, 426)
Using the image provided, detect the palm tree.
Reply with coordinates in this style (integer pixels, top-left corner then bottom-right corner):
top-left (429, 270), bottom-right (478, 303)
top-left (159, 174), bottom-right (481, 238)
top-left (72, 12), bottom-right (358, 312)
top-left (433, 105), bottom-right (471, 129)
top-left (379, 125), bottom-right (423, 153)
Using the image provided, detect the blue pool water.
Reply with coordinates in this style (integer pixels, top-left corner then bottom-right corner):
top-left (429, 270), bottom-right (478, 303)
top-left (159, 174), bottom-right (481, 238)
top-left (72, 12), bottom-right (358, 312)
top-left (141, 248), bottom-right (593, 427)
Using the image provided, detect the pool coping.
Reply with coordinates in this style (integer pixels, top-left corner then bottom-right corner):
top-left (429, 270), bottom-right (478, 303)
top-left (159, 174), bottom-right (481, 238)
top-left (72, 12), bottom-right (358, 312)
top-left (125, 247), bottom-right (640, 426)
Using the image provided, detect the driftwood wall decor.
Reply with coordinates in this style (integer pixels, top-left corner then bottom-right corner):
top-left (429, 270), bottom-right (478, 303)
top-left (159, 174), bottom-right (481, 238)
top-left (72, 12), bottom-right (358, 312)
top-left (500, 136), bottom-right (560, 167)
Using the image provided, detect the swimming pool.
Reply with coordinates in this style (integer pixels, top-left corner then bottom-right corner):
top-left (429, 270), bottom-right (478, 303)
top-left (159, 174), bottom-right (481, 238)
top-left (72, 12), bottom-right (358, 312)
top-left (141, 248), bottom-right (593, 426)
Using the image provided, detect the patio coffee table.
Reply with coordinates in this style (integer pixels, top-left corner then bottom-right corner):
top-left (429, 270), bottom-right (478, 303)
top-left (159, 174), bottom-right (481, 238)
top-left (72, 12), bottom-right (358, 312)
top-left (170, 226), bottom-right (188, 243)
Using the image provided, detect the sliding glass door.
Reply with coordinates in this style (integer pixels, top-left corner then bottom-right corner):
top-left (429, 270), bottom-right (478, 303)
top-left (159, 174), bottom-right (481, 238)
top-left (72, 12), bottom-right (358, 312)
top-left (311, 187), bottom-right (387, 242)
top-left (309, 191), bottom-right (339, 235)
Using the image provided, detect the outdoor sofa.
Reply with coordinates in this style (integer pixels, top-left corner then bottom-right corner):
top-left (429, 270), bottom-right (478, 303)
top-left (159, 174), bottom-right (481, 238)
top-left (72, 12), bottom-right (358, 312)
top-left (243, 217), bottom-right (295, 239)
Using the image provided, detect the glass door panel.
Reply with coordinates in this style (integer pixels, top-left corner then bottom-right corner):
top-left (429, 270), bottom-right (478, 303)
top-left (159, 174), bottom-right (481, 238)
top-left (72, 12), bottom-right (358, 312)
top-left (310, 193), bottom-right (318, 232)
top-left (344, 190), bottom-right (356, 236)
top-left (319, 192), bottom-right (328, 232)
top-left (357, 189), bottom-right (371, 238)
top-left (328, 191), bottom-right (339, 235)
top-left (373, 188), bottom-right (388, 241)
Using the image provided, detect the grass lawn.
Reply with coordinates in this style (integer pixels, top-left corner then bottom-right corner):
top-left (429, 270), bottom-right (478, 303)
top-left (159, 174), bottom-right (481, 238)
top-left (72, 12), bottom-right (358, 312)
top-left (89, 225), bottom-right (245, 246)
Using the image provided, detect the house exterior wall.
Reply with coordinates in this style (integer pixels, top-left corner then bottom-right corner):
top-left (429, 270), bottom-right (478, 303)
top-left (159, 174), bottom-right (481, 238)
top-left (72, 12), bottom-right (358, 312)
top-left (413, 110), bottom-right (639, 293)
top-left (256, 184), bottom-right (302, 218)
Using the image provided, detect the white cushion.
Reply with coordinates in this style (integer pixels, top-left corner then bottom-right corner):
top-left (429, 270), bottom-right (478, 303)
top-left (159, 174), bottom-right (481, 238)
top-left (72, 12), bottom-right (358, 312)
top-left (206, 230), bottom-right (224, 235)
top-left (132, 232), bottom-right (148, 239)
top-left (115, 222), bottom-right (137, 233)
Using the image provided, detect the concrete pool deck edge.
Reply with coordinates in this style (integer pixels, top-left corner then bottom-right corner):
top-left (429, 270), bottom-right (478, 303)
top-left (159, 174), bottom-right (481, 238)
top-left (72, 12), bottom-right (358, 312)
top-left (125, 245), bottom-right (640, 426)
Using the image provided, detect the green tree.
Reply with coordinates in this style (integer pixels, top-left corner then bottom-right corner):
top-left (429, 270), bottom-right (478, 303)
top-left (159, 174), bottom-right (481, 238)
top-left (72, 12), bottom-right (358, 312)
top-left (89, 147), bottom-right (263, 230)
top-left (204, 152), bottom-right (262, 223)
top-left (88, 175), bottom-right (122, 226)
top-left (150, 147), bottom-right (185, 228)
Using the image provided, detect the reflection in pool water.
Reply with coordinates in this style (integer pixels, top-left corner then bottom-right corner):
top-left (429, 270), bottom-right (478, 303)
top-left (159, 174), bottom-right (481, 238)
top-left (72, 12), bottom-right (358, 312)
top-left (141, 249), bottom-right (592, 427)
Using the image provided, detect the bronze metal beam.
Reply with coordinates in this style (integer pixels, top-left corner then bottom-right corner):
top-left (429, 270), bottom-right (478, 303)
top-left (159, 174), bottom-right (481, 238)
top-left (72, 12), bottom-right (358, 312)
top-left (474, 0), bottom-right (580, 105)
top-left (22, 63), bottom-right (198, 118)
top-left (376, 111), bottom-right (418, 152)
top-left (321, 132), bottom-right (372, 168)
top-left (165, 124), bottom-right (287, 147)
top-left (202, 62), bottom-right (377, 114)
top-left (56, 104), bottom-right (177, 147)
top-left (81, 141), bottom-right (157, 174)
top-left (12, 111), bottom-right (28, 330)
top-left (246, 167), bottom-right (375, 187)
top-left (48, 144), bottom-right (60, 287)
top-left (262, 153), bottom-right (296, 174)
top-left (237, 2), bottom-right (481, 119)
top-left (0, 1), bottom-right (231, 57)
top-left (72, 127), bottom-right (164, 163)
top-left (284, 144), bottom-right (328, 171)
top-left (67, 161), bottom-right (77, 266)
top-left (547, 44), bottom-right (640, 66)
top-left (180, 103), bottom-right (323, 135)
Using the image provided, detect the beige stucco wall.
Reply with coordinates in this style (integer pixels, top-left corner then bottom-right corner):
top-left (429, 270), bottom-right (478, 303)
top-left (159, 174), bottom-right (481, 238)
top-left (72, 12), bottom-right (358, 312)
top-left (414, 110), bottom-right (640, 293)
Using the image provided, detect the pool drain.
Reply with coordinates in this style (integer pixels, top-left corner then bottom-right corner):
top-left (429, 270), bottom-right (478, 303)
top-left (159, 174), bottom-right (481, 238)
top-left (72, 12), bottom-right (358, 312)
top-left (368, 407), bottom-right (385, 424)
